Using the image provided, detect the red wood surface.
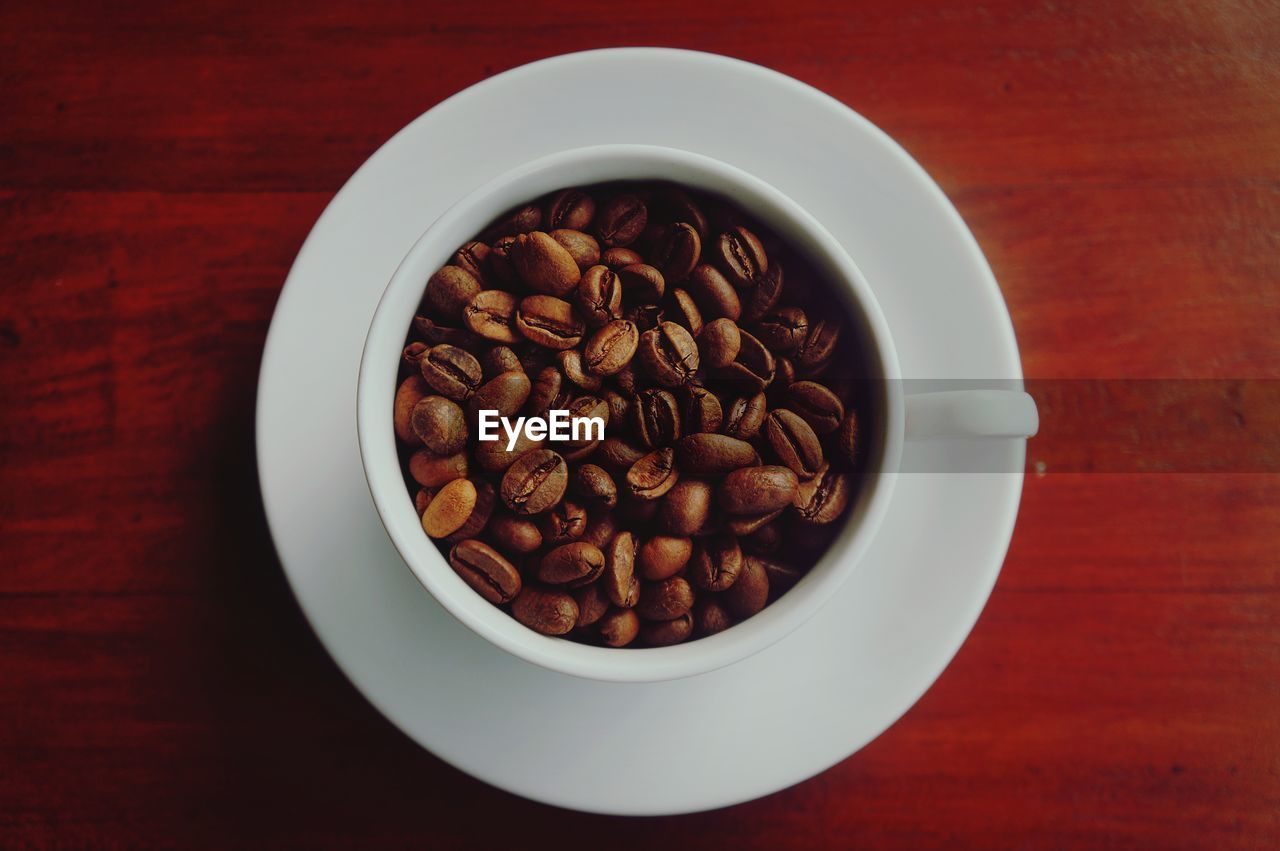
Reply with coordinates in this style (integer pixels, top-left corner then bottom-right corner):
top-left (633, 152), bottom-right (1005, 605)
top-left (2, 1), bottom-right (1278, 847)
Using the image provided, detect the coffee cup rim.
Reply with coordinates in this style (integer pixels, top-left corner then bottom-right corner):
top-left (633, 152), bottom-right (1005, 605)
top-left (357, 144), bottom-right (904, 682)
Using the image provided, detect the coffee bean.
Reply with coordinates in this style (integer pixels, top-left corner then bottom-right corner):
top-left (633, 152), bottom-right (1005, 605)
top-left (596, 194), bottom-right (648, 247)
top-left (638, 321), bottom-right (699, 387)
top-left (626, 447), bottom-right (680, 500)
top-left (618, 263), bottom-right (665, 303)
top-left (766, 409), bottom-right (824, 480)
top-left (571, 464), bottom-right (617, 510)
top-left (631, 388), bottom-right (681, 448)
top-left (597, 436), bottom-right (648, 478)
top-left (538, 541), bottom-right (605, 587)
top-left (501, 449), bottom-right (568, 515)
top-left (699, 318), bottom-right (741, 369)
top-left (690, 535), bottom-right (742, 591)
top-left (487, 512), bottom-right (543, 554)
top-left (526, 365), bottom-right (567, 418)
top-left (654, 187), bottom-right (709, 237)
top-left (583, 319), bottom-right (638, 376)
top-left (449, 539), bottom-right (521, 605)
top-left (834, 410), bottom-right (860, 468)
top-left (482, 203), bottom-right (542, 242)
top-left (445, 480), bottom-right (495, 543)
top-left (582, 510), bottom-right (619, 550)
top-left (474, 430), bottom-right (542, 474)
top-left (420, 344), bottom-right (483, 401)
top-left (794, 316), bottom-right (840, 375)
top-left (713, 226), bottom-right (768, 288)
top-left (486, 235), bottom-right (519, 287)
top-left (723, 555), bottom-right (769, 618)
top-left (468, 370), bottom-right (532, 421)
top-left (394, 375), bottom-right (428, 444)
top-left (626, 302), bottom-right (665, 334)
top-left (410, 396), bottom-right (468, 455)
top-left (550, 228), bottom-right (601, 270)
top-left (510, 231), bottom-right (581, 297)
top-left (453, 241), bottom-right (491, 282)
top-left (716, 329), bottom-right (775, 391)
top-left (421, 478), bottom-right (477, 538)
top-left (743, 523), bottom-right (781, 555)
top-left (725, 507), bottom-right (785, 536)
top-left (755, 555), bottom-right (804, 598)
top-left (408, 449), bottom-right (468, 487)
top-left (784, 381), bottom-right (845, 435)
top-left (425, 266), bottom-right (483, 323)
top-left (412, 315), bottom-right (478, 350)
top-left (741, 259), bottom-right (785, 324)
top-left (755, 306), bottom-right (808, 351)
top-left (557, 349), bottom-right (603, 392)
top-left (681, 385), bottom-right (723, 434)
top-left (657, 478), bottom-right (714, 537)
top-left (414, 488), bottom-right (432, 516)
top-left (793, 463), bottom-right (851, 524)
top-left (639, 612), bottom-right (694, 646)
top-left (687, 263), bottom-right (742, 321)
top-left (575, 265), bottom-right (623, 329)
top-left (652, 221), bottom-right (701, 280)
top-left (637, 535), bottom-right (693, 581)
top-left (770, 356), bottom-right (797, 406)
top-left (572, 582), bottom-right (609, 627)
top-left (719, 465), bottom-right (799, 515)
top-left (669, 289), bottom-right (704, 339)
top-left (676, 433), bottom-right (759, 476)
top-left (511, 585), bottom-right (577, 635)
top-left (539, 500), bottom-right (588, 545)
top-left (545, 188), bottom-right (596, 231)
top-left (636, 575), bottom-right (695, 621)
top-left (480, 345), bottom-right (523, 379)
top-left (601, 246), bottom-right (643, 269)
top-left (559, 396), bottom-right (609, 449)
top-left (516, 295), bottom-right (585, 350)
top-left (694, 599), bottom-right (733, 636)
top-left (402, 342), bottom-right (430, 373)
top-left (603, 531), bottom-right (640, 608)
top-left (723, 392), bottom-right (767, 440)
top-left (598, 607), bottom-right (640, 646)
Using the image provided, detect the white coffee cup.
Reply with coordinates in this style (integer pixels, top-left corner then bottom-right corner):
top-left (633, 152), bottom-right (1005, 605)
top-left (357, 144), bottom-right (1037, 682)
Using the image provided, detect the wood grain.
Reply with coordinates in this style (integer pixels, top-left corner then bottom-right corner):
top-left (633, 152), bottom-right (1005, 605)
top-left (2, 1), bottom-right (1277, 847)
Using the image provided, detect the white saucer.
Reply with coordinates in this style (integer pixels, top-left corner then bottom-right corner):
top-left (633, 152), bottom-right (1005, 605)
top-left (256, 49), bottom-right (1027, 815)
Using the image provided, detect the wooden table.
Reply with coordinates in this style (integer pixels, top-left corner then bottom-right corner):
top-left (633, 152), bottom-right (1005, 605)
top-left (3, 2), bottom-right (1277, 847)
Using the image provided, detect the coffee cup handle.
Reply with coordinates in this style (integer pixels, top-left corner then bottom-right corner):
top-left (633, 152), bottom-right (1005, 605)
top-left (904, 390), bottom-right (1039, 440)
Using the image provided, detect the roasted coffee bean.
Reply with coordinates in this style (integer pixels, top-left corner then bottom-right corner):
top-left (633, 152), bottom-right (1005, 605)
top-left (793, 463), bottom-right (851, 524)
top-left (545, 188), bottom-right (596, 231)
top-left (700, 317), bottom-right (741, 369)
top-left (511, 585), bottom-right (577, 635)
top-left (449, 539), bottom-right (521, 605)
top-left (480, 345), bottom-right (523, 379)
top-left (582, 510), bottom-right (619, 549)
top-left (453, 241), bottom-right (491, 282)
top-left (757, 556), bottom-right (804, 598)
top-left (424, 266), bottom-right (483, 323)
top-left (639, 612), bottom-right (694, 646)
top-left (784, 381), bottom-right (845, 434)
top-left (690, 534), bottom-right (742, 591)
top-left (550, 228), bottom-right (601, 270)
top-left (571, 464), bottom-right (617, 510)
top-left (463, 290), bottom-right (520, 343)
top-left (618, 494), bottom-right (660, 526)
top-left (713, 226), bottom-right (768, 287)
top-left (719, 465), bottom-right (799, 515)
top-left (723, 556), bottom-right (769, 618)
top-left (598, 607), bottom-right (640, 646)
top-left (409, 449), bottom-right (468, 487)
top-left (421, 478), bottom-right (477, 539)
top-left (596, 194), bottom-right (648, 247)
top-left (539, 500), bottom-right (588, 545)
top-left (474, 431), bottom-right (542, 474)
top-left (410, 396), bottom-right (468, 455)
top-left (613, 363), bottom-right (638, 395)
top-left (510, 231), bottom-right (581, 297)
top-left (414, 488), bottom-right (432, 516)
top-left (482, 203), bottom-right (542, 242)
top-left (687, 263), bottom-right (742, 321)
top-left (603, 531), bottom-right (640, 608)
top-left (834, 410), bottom-right (860, 468)
top-left (575, 265), bottom-right (623, 329)
top-left (631, 388), bottom-right (681, 448)
top-left (557, 349), bottom-right (603, 392)
top-left (676, 433), bottom-right (759, 476)
top-left (793, 316), bottom-right (841, 375)
top-left (526, 365), bottom-right (566, 418)
top-left (583, 319), bottom-right (639, 376)
top-left (486, 235), bottom-right (519, 286)
top-left (572, 583), bottom-right (609, 627)
top-left (601, 246), bottom-right (643, 269)
top-left (723, 392), bottom-right (767, 440)
top-left (725, 507), bottom-right (785, 536)
top-left (770, 356), bottom-right (798, 407)
top-left (716, 329), bottom-right (775, 391)
top-left (618, 263), bottom-right (665, 303)
top-left (538, 541), bottom-right (605, 587)
top-left (743, 522), bottom-right (781, 555)
top-left (420, 344), bottom-right (483, 401)
top-left (468, 370), bottom-right (531, 420)
top-left (516, 295), bottom-right (585, 349)
top-left (402, 341), bottom-right (430, 373)
top-left (755, 306), bottom-right (808, 351)
top-left (559, 396), bottom-right (609, 449)
top-left (658, 479), bottom-right (714, 537)
top-left (604, 390), bottom-right (630, 428)
top-left (636, 576), bottom-right (695, 621)
top-left (626, 447), bottom-right (679, 500)
top-left (626, 302), bottom-right (665, 333)
top-left (597, 436), bottom-right (648, 478)
top-left (652, 221), bottom-right (701, 281)
top-left (694, 599), bottom-right (734, 636)
top-left (487, 512), bottom-right (543, 555)
top-left (669, 289), bottom-right (704, 339)
top-left (654, 187), bottom-right (709, 237)
top-left (445, 480), bottom-right (495, 543)
top-left (741, 259), bottom-right (785, 324)
top-left (501, 449), bottom-right (568, 515)
top-left (394, 375), bottom-right (428, 444)
top-left (681, 385), bottom-right (723, 434)
top-left (412, 315), bottom-right (478, 350)
top-left (766, 409), bottom-right (824, 480)
top-left (638, 321), bottom-right (699, 387)
top-left (638, 535), bottom-right (693, 581)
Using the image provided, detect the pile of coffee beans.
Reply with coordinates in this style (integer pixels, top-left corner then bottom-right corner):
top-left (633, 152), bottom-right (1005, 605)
top-left (394, 182), bottom-right (866, 646)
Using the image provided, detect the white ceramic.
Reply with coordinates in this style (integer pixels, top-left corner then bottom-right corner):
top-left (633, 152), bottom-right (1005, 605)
top-left (357, 144), bottom-right (1036, 683)
top-left (257, 48), bottom-right (1034, 814)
